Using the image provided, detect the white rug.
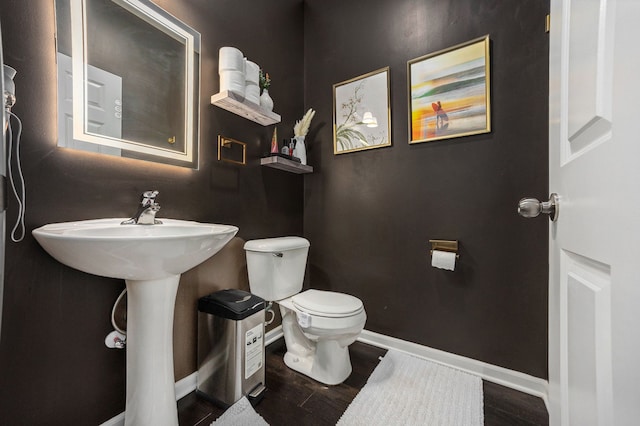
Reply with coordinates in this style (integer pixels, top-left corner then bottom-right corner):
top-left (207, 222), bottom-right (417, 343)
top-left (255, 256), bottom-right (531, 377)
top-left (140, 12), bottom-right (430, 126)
top-left (337, 350), bottom-right (484, 426)
top-left (210, 397), bottom-right (268, 426)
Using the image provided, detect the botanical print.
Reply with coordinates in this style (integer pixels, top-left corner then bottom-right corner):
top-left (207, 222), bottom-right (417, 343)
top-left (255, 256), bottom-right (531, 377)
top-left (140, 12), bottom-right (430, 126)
top-left (334, 68), bottom-right (391, 154)
top-left (409, 36), bottom-right (490, 143)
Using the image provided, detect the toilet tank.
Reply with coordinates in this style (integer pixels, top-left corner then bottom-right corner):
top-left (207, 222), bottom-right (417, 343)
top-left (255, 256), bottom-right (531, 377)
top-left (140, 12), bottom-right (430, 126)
top-left (244, 237), bottom-right (310, 301)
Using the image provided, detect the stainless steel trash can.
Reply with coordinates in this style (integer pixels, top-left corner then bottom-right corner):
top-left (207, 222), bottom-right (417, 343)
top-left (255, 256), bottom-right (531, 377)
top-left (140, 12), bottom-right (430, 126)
top-left (196, 289), bottom-right (266, 407)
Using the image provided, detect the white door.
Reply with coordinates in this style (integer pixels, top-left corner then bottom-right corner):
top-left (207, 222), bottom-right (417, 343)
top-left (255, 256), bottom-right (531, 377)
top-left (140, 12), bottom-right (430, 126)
top-left (547, 0), bottom-right (640, 425)
top-left (57, 52), bottom-right (123, 155)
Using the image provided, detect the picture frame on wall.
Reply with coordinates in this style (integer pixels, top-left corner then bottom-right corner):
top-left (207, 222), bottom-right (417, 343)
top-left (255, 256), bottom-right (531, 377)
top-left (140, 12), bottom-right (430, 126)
top-left (333, 67), bottom-right (391, 154)
top-left (408, 35), bottom-right (491, 144)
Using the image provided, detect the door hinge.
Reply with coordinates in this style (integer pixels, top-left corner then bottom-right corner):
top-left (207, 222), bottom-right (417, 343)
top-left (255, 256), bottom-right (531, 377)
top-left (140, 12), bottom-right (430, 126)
top-left (545, 14), bottom-right (551, 33)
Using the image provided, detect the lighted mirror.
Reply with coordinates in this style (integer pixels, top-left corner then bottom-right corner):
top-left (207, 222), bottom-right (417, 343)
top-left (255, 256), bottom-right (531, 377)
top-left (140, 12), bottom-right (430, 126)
top-left (55, 0), bottom-right (200, 168)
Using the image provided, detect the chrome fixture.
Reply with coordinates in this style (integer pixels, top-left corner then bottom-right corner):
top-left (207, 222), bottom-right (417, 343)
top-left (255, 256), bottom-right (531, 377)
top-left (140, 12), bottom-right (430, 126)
top-left (105, 330), bottom-right (127, 349)
top-left (518, 193), bottom-right (559, 222)
top-left (3, 64), bottom-right (16, 111)
top-left (122, 190), bottom-right (162, 225)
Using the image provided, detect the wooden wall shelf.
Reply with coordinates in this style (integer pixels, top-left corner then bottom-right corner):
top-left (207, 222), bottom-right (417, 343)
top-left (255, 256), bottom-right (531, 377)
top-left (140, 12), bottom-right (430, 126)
top-left (211, 91), bottom-right (281, 126)
top-left (260, 156), bottom-right (313, 174)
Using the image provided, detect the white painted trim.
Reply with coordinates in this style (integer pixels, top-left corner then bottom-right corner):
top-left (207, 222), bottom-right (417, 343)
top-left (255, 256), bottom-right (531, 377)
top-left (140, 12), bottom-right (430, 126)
top-left (358, 329), bottom-right (549, 409)
top-left (175, 371), bottom-right (198, 400)
top-left (265, 325), bottom-right (284, 346)
top-left (259, 326), bottom-right (549, 408)
top-left (100, 412), bottom-right (125, 426)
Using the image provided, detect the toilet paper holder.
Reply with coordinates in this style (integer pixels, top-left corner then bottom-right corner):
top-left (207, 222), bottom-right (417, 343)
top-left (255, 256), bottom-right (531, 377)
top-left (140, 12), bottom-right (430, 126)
top-left (429, 240), bottom-right (459, 258)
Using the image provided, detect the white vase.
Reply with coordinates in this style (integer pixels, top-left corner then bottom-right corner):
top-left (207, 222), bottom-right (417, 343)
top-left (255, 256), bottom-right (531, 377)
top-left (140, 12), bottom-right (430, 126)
top-left (260, 89), bottom-right (274, 111)
top-left (293, 136), bottom-right (307, 165)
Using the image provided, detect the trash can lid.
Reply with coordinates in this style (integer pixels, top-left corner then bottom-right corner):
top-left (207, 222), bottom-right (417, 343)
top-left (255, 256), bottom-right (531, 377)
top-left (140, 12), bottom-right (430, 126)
top-left (198, 289), bottom-right (265, 320)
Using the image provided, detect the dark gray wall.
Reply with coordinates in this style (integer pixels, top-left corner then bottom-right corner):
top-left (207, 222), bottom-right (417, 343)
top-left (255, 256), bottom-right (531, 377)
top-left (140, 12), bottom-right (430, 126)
top-left (0, 0), bottom-right (304, 424)
top-left (303, 0), bottom-right (549, 378)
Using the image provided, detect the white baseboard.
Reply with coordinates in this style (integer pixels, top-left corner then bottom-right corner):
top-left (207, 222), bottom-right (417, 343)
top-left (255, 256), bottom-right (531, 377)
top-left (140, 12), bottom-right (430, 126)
top-left (265, 325), bottom-right (284, 345)
top-left (358, 329), bottom-right (549, 408)
top-left (247, 326), bottom-right (549, 407)
top-left (175, 371), bottom-right (198, 400)
top-left (100, 412), bottom-right (125, 426)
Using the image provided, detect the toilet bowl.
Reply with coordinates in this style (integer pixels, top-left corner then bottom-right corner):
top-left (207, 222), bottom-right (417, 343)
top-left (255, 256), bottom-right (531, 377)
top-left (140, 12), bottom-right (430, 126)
top-left (244, 237), bottom-right (366, 385)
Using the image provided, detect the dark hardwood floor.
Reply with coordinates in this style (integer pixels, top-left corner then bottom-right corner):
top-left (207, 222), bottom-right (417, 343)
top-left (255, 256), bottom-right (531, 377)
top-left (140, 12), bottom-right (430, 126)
top-left (178, 339), bottom-right (548, 426)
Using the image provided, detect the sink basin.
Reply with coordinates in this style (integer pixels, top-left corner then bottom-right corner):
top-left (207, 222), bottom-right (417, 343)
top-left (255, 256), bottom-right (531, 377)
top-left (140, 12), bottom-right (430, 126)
top-left (32, 218), bottom-right (239, 426)
top-left (32, 218), bottom-right (239, 280)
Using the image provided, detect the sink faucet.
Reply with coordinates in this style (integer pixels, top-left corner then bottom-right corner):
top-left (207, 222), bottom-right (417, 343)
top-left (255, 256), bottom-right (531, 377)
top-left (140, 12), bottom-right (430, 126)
top-left (121, 190), bottom-right (163, 225)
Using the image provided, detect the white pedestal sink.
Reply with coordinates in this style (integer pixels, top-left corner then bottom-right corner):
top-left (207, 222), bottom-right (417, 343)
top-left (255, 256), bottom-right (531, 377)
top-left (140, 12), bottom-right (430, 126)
top-left (32, 218), bottom-right (239, 426)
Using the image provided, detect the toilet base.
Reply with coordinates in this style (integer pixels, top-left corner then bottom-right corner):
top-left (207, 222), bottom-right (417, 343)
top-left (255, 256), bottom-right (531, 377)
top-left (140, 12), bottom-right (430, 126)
top-left (283, 338), bottom-right (353, 385)
top-left (280, 304), bottom-right (357, 385)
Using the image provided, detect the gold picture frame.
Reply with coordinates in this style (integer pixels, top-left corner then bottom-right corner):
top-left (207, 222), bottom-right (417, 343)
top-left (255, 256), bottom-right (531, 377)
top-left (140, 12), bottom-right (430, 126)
top-left (333, 67), bottom-right (391, 154)
top-left (408, 36), bottom-right (491, 144)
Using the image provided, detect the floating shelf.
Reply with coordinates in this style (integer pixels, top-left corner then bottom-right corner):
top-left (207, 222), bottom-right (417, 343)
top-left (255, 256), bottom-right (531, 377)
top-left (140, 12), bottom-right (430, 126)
top-left (211, 91), bottom-right (281, 126)
top-left (260, 156), bottom-right (313, 174)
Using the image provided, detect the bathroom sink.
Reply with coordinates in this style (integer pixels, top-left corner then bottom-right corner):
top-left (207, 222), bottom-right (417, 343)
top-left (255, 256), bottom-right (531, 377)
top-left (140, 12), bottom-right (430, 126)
top-left (32, 218), bottom-right (239, 426)
top-left (32, 218), bottom-right (238, 280)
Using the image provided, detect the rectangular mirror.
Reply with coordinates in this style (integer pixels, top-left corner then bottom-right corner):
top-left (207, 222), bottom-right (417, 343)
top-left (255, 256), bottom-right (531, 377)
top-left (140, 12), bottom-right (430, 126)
top-left (55, 0), bottom-right (200, 168)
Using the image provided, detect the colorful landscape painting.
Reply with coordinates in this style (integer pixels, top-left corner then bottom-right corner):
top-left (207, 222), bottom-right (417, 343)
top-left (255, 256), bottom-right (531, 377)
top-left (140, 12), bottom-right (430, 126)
top-left (408, 36), bottom-right (490, 143)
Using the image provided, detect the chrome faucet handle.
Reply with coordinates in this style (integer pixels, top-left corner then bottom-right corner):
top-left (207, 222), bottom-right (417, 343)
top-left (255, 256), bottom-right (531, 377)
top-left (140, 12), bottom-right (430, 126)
top-left (141, 190), bottom-right (159, 206)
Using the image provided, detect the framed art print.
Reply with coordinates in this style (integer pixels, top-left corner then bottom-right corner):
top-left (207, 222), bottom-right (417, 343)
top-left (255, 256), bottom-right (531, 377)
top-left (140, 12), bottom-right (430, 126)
top-left (333, 67), bottom-right (391, 154)
top-left (408, 36), bottom-right (490, 144)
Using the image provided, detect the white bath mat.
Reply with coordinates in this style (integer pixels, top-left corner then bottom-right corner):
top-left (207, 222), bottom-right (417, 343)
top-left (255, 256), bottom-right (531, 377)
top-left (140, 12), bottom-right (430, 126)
top-left (210, 396), bottom-right (268, 426)
top-left (337, 350), bottom-right (484, 426)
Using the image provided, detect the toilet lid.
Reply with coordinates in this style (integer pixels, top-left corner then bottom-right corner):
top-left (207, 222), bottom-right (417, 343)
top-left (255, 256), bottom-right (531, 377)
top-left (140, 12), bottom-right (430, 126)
top-left (292, 289), bottom-right (363, 317)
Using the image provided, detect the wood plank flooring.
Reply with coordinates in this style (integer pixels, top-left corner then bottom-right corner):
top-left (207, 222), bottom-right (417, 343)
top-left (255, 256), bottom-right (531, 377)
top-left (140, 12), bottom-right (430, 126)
top-left (177, 339), bottom-right (548, 426)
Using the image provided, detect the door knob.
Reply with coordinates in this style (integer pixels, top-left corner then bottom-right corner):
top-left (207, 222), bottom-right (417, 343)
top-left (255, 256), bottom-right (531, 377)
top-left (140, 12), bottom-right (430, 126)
top-left (518, 193), bottom-right (559, 221)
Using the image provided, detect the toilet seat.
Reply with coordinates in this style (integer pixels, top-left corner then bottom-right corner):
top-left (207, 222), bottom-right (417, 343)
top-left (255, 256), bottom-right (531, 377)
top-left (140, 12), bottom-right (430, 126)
top-left (280, 289), bottom-right (366, 336)
top-left (291, 289), bottom-right (363, 318)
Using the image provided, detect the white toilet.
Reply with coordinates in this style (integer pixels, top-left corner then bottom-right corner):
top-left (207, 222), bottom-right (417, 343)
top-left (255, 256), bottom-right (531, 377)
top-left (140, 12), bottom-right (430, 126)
top-left (244, 237), bottom-right (367, 385)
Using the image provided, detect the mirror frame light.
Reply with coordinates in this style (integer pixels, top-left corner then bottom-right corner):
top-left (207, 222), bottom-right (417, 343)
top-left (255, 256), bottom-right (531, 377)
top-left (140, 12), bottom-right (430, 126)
top-left (68, 0), bottom-right (201, 167)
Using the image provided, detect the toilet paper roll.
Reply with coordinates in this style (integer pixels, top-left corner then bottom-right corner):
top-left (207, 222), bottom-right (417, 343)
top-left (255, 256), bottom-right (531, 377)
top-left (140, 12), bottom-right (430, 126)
top-left (218, 47), bottom-right (244, 72)
top-left (244, 60), bottom-right (260, 84)
top-left (220, 70), bottom-right (246, 96)
top-left (431, 250), bottom-right (456, 271)
top-left (244, 82), bottom-right (260, 104)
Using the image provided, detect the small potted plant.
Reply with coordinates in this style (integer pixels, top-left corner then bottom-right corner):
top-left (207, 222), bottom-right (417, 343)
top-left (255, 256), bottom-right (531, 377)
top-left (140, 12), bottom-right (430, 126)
top-left (259, 70), bottom-right (273, 111)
